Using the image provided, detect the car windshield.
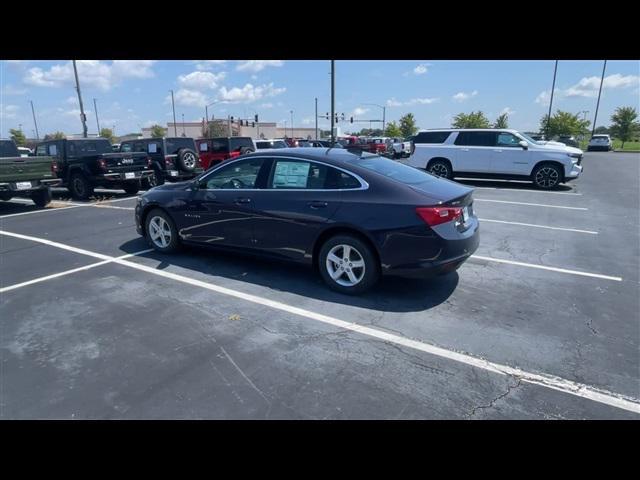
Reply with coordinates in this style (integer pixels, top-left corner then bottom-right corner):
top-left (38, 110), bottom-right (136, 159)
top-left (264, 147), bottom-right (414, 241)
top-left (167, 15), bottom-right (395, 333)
top-left (592, 135), bottom-right (608, 140)
top-left (348, 154), bottom-right (439, 185)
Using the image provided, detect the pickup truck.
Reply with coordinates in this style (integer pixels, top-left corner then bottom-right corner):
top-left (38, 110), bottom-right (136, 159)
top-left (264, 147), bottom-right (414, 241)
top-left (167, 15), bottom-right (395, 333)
top-left (1, 139), bottom-right (61, 207)
top-left (388, 137), bottom-right (412, 159)
top-left (34, 138), bottom-right (153, 200)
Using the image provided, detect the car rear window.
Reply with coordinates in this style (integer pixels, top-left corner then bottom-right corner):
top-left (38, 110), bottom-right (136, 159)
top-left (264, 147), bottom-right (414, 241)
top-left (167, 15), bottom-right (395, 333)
top-left (454, 131), bottom-right (496, 147)
top-left (592, 135), bottom-right (609, 139)
top-left (165, 138), bottom-right (195, 153)
top-left (349, 155), bottom-right (439, 186)
top-left (414, 131), bottom-right (452, 144)
top-left (229, 137), bottom-right (254, 151)
top-left (70, 139), bottom-right (112, 155)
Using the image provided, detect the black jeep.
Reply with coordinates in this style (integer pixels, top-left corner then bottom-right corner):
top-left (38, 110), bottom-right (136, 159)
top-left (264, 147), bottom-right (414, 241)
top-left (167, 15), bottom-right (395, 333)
top-left (119, 137), bottom-right (203, 187)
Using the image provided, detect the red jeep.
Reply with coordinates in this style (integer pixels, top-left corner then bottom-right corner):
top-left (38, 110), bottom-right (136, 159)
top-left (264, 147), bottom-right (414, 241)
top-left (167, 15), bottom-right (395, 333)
top-left (196, 137), bottom-right (255, 170)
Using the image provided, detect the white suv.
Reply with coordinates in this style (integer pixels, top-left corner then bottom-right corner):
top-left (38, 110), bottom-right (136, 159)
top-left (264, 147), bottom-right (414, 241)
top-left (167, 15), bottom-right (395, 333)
top-left (407, 129), bottom-right (583, 189)
top-left (587, 134), bottom-right (613, 152)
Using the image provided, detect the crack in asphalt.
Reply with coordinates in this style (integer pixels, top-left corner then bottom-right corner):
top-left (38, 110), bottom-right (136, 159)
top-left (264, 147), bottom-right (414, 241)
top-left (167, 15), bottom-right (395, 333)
top-left (467, 377), bottom-right (523, 418)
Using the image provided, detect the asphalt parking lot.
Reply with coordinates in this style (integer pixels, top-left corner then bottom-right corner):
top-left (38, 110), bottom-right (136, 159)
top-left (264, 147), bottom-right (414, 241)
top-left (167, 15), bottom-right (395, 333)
top-left (1, 151), bottom-right (639, 419)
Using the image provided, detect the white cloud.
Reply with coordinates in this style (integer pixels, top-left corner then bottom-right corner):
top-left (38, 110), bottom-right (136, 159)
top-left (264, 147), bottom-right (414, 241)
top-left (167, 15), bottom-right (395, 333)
top-left (386, 98), bottom-right (403, 107)
top-left (452, 90), bottom-right (478, 102)
top-left (0, 104), bottom-right (20, 119)
top-left (167, 89), bottom-right (209, 108)
top-left (260, 103), bottom-right (274, 109)
top-left (236, 60), bottom-right (284, 73)
top-left (217, 83), bottom-right (286, 103)
top-left (23, 60), bottom-right (156, 91)
top-left (353, 107), bottom-right (369, 116)
top-left (301, 117), bottom-right (315, 125)
top-left (1, 84), bottom-right (28, 96)
top-left (535, 90), bottom-right (552, 105)
top-left (500, 107), bottom-right (515, 116)
top-left (564, 73), bottom-right (640, 98)
top-left (413, 64), bottom-right (429, 75)
top-left (194, 60), bottom-right (227, 71)
top-left (66, 96), bottom-right (77, 105)
top-left (386, 97), bottom-right (439, 107)
top-left (177, 71), bottom-right (226, 90)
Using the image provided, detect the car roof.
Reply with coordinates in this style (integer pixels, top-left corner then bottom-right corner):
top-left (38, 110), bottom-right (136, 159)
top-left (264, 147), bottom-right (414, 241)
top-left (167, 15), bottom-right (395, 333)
top-left (417, 128), bottom-right (519, 133)
top-left (245, 147), bottom-right (374, 165)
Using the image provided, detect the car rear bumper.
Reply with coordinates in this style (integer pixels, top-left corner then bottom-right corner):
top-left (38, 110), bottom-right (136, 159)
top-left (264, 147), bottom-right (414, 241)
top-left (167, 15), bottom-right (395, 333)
top-left (160, 168), bottom-right (203, 181)
top-left (0, 178), bottom-right (62, 192)
top-left (96, 170), bottom-right (153, 182)
top-left (381, 221), bottom-right (480, 278)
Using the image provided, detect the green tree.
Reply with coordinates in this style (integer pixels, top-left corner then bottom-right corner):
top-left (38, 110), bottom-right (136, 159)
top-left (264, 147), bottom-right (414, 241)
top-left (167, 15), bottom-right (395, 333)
top-left (9, 128), bottom-right (26, 146)
top-left (99, 128), bottom-right (115, 143)
top-left (150, 124), bottom-right (167, 138)
top-left (384, 121), bottom-right (402, 137)
top-left (594, 126), bottom-right (610, 135)
top-left (399, 113), bottom-right (418, 138)
top-left (452, 111), bottom-right (491, 128)
top-left (43, 131), bottom-right (66, 140)
top-left (540, 110), bottom-right (590, 138)
top-left (610, 106), bottom-right (639, 149)
top-left (494, 113), bottom-right (509, 129)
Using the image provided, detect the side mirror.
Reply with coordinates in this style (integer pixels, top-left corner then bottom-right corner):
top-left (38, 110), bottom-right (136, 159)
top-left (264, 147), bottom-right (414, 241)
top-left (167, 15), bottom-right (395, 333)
top-left (518, 140), bottom-right (528, 150)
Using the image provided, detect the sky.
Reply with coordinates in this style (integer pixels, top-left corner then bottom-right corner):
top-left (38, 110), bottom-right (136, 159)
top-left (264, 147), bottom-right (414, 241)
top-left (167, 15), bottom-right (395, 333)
top-left (1, 60), bottom-right (639, 138)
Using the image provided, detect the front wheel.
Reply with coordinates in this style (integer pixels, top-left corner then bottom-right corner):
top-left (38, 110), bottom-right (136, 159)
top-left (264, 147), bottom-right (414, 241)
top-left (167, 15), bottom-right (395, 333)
top-left (31, 188), bottom-right (52, 208)
top-left (145, 208), bottom-right (180, 253)
top-left (318, 235), bottom-right (379, 295)
top-left (532, 163), bottom-right (562, 189)
top-left (427, 159), bottom-right (453, 179)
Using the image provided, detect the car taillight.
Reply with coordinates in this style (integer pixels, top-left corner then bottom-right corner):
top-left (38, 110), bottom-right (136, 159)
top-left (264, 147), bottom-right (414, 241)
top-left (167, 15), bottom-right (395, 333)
top-left (147, 157), bottom-right (153, 167)
top-left (51, 161), bottom-right (59, 175)
top-left (165, 156), bottom-right (174, 166)
top-left (416, 206), bottom-right (463, 227)
top-left (98, 159), bottom-right (107, 169)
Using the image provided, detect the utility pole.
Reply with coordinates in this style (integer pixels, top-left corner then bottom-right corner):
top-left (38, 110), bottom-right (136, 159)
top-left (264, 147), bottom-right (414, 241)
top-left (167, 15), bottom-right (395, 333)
top-left (315, 97), bottom-right (318, 140)
top-left (545, 60), bottom-right (558, 138)
top-left (290, 110), bottom-right (294, 138)
top-left (228, 115), bottom-right (232, 137)
top-left (330, 60), bottom-right (335, 144)
top-left (73, 60), bottom-right (88, 138)
top-left (382, 106), bottom-right (386, 135)
top-left (170, 90), bottom-right (177, 136)
top-left (30, 100), bottom-right (39, 139)
top-left (591, 60), bottom-right (607, 138)
top-left (93, 98), bottom-right (101, 135)
top-left (182, 113), bottom-right (185, 136)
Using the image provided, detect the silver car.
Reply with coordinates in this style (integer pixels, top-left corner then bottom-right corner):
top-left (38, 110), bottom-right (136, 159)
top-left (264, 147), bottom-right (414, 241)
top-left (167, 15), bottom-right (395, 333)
top-left (587, 135), bottom-right (613, 152)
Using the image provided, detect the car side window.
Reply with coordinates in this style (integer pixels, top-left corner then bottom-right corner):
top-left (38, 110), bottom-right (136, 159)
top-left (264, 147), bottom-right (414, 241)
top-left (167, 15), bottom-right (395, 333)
top-left (270, 160), bottom-right (329, 189)
top-left (497, 133), bottom-right (521, 147)
top-left (36, 144), bottom-right (48, 156)
top-left (204, 158), bottom-right (265, 189)
top-left (325, 168), bottom-right (362, 189)
top-left (455, 132), bottom-right (496, 147)
top-left (121, 143), bottom-right (133, 153)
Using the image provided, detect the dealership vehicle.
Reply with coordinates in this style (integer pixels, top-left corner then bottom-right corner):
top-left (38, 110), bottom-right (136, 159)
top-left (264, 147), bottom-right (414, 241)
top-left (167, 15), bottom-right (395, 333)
top-left (408, 129), bottom-right (583, 189)
top-left (111, 143), bottom-right (121, 152)
top-left (364, 137), bottom-right (391, 155)
top-left (17, 147), bottom-right (32, 157)
top-left (1, 139), bottom-right (61, 207)
top-left (34, 137), bottom-right (152, 199)
top-left (135, 148), bottom-right (479, 294)
top-left (196, 137), bottom-right (255, 170)
top-left (389, 137), bottom-right (412, 159)
top-left (556, 135), bottom-right (579, 148)
top-left (587, 134), bottom-right (613, 151)
top-left (119, 137), bottom-right (203, 188)
top-left (255, 139), bottom-right (288, 151)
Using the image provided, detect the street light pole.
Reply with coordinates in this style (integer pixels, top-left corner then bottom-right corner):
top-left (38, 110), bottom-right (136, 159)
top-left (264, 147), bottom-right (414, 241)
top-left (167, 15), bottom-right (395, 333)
top-left (315, 97), bottom-right (318, 140)
top-left (182, 114), bottom-right (185, 136)
top-left (72, 60), bottom-right (88, 138)
top-left (591, 60), bottom-right (607, 138)
top-left (546, 60), bottom-right (558, 138)
top-left (290, 110), bottom-right (294, 138)
top-left (30, 100), bottom-right (39, 140)
top-left (170, 90), bottom-right (177, 136)
top-left (330, 60), bottom-right (335, 144)
top-left (93, 98), bottom-right (101, 135)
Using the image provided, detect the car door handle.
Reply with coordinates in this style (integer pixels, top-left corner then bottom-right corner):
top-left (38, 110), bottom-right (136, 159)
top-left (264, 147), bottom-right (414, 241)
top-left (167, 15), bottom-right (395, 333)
top-left (461, 148), bottom-right (470, 152)
top-left (308, 201), bottom-right (328, 209)
top-left (234, 197), bottom-right (251, 204)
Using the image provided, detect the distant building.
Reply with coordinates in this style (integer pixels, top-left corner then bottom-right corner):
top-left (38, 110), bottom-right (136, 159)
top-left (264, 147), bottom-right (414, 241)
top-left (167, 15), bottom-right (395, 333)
top-left (141, 121), bottom-right (321, 140)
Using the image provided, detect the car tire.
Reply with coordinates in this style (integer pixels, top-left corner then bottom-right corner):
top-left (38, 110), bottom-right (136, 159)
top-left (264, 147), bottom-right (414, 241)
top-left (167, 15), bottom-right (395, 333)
top-left (0, 193), bottom-right (12, 201)
top-left (177, 149), bottom-right (198, 172)
top-left (427, 159), bottom-right (453, 179)
top-left (532, 163), bottom-right (562, 190)
top-left (123, 182), bottom-right (140, 195)
top-left (318, 234), bottom-right (379, 295)
top-left (239, 147), bottom-right (254, 155)
top-left (69, 172), bottom-right (94, 200)
top-left (31, 188), bottom-right (52, 208)
top-left (141, 173), bottom-right (157, 190)
top-left (145, 208), bottom-right (180, 253)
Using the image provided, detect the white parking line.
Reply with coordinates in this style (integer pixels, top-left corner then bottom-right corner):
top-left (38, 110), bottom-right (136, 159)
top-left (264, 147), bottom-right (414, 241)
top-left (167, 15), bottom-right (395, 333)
top-left (0, 249), bottom-right (153, 293)
top-left (0, 197), bottom-right (137, 219)
top-left (0, 205), bottom-right (83, 219)
top-left (1, 228), bottom-right (637, 415)
top-left (472, 186), bottom-right (582, 196)
top-left (479, 218), bottom-right (598, 235)
top-left (471, 255), bottom-right (622, 281)
top-left (475, 198), bottom-right (588, 210)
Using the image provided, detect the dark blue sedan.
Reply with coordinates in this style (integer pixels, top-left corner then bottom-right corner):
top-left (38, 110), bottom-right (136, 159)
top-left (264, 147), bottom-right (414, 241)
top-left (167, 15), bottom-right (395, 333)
top-left (135, 148), bottom-right (479, 294)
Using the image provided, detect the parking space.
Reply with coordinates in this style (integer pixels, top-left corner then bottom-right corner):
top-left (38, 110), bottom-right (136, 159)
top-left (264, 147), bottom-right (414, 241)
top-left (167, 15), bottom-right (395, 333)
top-left (1, 152), bottom-right (639, 418)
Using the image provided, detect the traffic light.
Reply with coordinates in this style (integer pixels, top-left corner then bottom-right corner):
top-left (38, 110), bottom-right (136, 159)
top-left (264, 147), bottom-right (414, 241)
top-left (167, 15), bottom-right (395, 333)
top-left (254, 114), bottom-right (259, 122)
top-left (230, 116), bottom-right (234, 122)
top-left (350, 117), bottom-right (353, 123)
top-left (252, 122), bottom-right (255, 127)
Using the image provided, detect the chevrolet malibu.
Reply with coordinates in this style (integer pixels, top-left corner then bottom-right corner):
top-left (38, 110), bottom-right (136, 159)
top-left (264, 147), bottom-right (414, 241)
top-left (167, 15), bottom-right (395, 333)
top-left (135, 148), bottom-right (480, 294)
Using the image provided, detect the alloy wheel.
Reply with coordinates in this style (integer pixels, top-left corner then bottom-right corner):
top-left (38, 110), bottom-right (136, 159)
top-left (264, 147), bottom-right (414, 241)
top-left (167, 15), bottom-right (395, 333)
top-left (148, 216), bottom-right (172, 248)
top-left (325, 244), bottom-right (366, 287)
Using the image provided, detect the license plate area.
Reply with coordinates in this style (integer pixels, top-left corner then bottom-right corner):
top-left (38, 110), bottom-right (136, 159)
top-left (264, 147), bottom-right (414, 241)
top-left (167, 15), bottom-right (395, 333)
top-left (124, 172), bottom-right (135, 179)
top-left (15, 181), bottom-right (32, 190)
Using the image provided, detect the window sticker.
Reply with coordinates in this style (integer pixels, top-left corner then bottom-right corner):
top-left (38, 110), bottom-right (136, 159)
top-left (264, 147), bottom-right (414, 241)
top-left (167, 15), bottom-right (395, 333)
top-left (148, 143), bottom-right (158, 153)
top-left (273, 161), bottom-right (310, 188)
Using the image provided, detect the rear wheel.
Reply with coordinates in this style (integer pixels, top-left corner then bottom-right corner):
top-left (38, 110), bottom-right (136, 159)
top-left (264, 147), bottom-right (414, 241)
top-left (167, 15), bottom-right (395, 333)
top-left (532, 163), bottom-right (562, 189)
top-left (31, 188), bottom-right (52, 208)
top-left (123, 182), bottom-right (140, 195)
top-left (319, 235), bottom-right (379, 295)
top-left (177, 149), bottom-right (197, 172)
top-left (69, 172), bottom-right (94, 200)
top-left (427, 159), bottom-right (453, 179)
top-left (239, 147), bottom-right (254, 155)
top-left (145, 208), bottom-right (180, 253)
